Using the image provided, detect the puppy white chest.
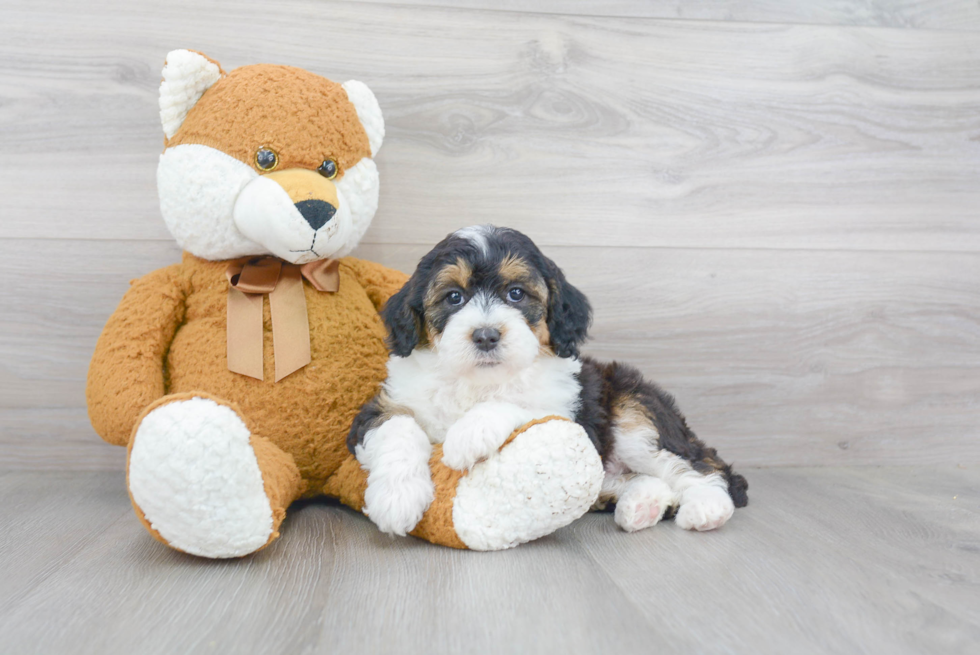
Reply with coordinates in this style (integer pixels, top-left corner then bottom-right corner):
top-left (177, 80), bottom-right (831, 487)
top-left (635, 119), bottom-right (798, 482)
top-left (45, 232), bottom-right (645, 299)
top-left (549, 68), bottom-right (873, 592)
top-left (383, 352), bottom-right (583, 442)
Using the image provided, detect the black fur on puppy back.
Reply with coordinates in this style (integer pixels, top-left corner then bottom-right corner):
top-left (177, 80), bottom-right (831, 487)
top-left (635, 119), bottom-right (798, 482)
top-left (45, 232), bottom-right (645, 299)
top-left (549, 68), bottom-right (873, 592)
top-left (576, 357), bottom-right (749, 508)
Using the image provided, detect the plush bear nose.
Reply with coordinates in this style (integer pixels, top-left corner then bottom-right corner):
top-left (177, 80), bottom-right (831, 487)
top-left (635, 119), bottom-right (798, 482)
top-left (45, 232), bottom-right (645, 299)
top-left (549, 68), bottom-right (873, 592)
top-left (295, 199), bottom-right (336, 230)
top-left (472, 327), bottom-right (501, 352)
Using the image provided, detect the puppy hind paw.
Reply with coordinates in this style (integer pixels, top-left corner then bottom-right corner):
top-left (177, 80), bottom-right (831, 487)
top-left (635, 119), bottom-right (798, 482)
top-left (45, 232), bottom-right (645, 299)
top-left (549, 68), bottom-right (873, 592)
top-left (614, 476), bottom-right (674, 533)
top-left (675, 486), bottom-right (735, 532)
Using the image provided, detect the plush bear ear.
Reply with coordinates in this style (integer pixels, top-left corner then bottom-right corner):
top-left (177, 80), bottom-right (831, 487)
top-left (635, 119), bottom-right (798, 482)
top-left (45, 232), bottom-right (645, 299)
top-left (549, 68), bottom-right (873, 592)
top-left (544, 260), bottom-right (592, 358)
top-left (342, 80), bottom-right (385, 157)
top-left (159, 49), bottom-right (224, 140)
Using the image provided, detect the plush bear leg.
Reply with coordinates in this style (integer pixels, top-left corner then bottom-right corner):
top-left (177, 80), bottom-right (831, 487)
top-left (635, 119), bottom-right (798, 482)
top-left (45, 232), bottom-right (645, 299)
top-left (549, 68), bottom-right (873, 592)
top-left (127, 393), bottom-right (304, 558)
top-left (325, 417), bottom-right (604, 550)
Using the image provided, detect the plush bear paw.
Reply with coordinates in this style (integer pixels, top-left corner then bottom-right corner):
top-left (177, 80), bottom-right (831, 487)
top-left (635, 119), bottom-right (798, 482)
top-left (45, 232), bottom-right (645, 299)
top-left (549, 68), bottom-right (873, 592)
top-left (614, 476), bottom-right (675, 533)
top-left (451, 418), bottom-right (604, 550)
top-left (675, 485), bottom-right (735, 532)
top-left (128, 397), bottom-right (274, 558)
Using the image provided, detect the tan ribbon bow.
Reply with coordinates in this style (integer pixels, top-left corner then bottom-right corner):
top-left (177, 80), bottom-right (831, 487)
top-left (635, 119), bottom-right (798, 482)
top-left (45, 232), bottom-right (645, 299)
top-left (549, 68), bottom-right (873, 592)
top-left (225, 256), bottom-right (340, 382)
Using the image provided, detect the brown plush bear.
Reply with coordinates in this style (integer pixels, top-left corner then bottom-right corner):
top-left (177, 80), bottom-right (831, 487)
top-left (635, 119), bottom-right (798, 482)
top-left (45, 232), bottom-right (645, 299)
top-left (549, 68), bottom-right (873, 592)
top-left (86, 50), bottom-right (603, 558)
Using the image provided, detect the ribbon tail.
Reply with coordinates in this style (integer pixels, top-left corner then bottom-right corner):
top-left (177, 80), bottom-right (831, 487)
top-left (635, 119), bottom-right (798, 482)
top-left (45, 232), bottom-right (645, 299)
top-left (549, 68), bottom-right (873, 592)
top-left (270, 265), bottom-right (312, 382)
top-left (227, 287), bottom-right (265, 380)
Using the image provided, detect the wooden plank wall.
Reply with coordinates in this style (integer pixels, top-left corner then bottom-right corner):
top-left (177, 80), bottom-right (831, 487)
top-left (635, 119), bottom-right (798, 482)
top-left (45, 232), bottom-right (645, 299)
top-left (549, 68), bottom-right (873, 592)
top-left (1, 0), bottom-right (978, 469)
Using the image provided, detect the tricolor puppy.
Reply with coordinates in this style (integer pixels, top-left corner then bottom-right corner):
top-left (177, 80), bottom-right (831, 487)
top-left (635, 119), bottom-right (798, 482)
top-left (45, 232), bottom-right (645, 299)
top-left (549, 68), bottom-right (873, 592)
top-left (348, 225), bottom-right (748, 537)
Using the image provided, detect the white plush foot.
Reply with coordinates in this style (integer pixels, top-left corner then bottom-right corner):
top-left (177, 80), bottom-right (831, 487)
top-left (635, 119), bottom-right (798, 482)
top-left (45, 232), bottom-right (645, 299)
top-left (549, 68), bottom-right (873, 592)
top-left (442, 402), bottom-right (529, 471)
top-left (614, 476), bottom-right (675, 533)
top-left (675, 485), bottom-right (735, 532)
top-left (128, 397), bottom-right (274, 558)
top-left (452, 419), bottom-right (604, 551)
top-left (356, 415), bottom-right (434, 536)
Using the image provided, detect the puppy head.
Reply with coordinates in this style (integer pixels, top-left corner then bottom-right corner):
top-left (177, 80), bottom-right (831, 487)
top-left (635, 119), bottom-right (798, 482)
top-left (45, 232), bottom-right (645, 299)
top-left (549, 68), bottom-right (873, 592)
top-left (156, 50), bottom-right (384, 264)
top-left (382, 225), bottom-right (592, 379)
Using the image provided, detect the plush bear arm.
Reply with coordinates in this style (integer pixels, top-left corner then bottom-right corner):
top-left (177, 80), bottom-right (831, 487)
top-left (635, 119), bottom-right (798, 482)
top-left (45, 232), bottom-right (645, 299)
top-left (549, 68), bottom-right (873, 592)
top-left (340, 257), bottom-right (409, 311)
top-left (87, 263), bottom-right (189, 446)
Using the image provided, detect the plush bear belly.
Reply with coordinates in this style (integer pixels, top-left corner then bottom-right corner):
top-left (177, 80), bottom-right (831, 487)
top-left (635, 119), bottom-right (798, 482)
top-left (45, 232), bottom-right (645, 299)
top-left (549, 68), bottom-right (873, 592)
top-left (165, 254), bottom-right (390, 493)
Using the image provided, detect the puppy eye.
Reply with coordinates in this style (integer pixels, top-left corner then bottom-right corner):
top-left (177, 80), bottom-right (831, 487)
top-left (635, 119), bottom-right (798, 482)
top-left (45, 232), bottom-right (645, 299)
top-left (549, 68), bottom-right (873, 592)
top-left (446, 290), bottom-right (464, 306)
top-left (255, 148), bottom-right (279, 171)
top-left (317, 158), bottom-right (338, 180)
top-left (507, 288), bottom-right (525, 302)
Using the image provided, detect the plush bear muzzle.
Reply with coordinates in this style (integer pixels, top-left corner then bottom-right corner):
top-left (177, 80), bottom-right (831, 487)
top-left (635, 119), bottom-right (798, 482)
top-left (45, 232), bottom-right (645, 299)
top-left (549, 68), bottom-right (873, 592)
top-left (234, 167), bottom-right (351, 264)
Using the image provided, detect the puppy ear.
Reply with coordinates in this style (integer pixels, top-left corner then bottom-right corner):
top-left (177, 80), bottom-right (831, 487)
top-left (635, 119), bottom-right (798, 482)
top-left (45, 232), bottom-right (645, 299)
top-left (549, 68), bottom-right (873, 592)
top-left (545, 263), bottom-right (592, 358)
top-left (381, 284), bottom-right (422, 357)
top-left (159, 49), bottom-right (224, 140)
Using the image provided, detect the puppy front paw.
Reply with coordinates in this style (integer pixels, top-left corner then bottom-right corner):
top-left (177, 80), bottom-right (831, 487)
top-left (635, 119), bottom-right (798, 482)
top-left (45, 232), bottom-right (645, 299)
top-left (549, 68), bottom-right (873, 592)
top-left (442, 405), bottom-right (523, 471)
top-left (675, 485), bottom-right (734, 532)
top-left (357, 415), bottom-right (434, 536)
top-left (363, 472), bottom-right (434, 537)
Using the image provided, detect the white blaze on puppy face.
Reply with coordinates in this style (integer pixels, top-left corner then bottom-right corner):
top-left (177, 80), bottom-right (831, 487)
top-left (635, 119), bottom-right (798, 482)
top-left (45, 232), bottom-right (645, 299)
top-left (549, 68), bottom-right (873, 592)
top-left (436, 292), bottom-right (541, 382)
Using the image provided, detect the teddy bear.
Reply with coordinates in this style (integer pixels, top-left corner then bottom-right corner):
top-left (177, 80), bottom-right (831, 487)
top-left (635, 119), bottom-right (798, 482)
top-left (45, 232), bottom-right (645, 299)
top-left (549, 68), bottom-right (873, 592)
top-left (86, 50), bottom-right (604, 558)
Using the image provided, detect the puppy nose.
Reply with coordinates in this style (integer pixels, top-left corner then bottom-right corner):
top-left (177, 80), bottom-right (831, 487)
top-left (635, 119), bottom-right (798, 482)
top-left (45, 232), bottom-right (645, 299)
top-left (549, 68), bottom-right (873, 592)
top-left (295, 199), bottom-right (336, 230)
top-left (472, 327), bottom-right (501, 352)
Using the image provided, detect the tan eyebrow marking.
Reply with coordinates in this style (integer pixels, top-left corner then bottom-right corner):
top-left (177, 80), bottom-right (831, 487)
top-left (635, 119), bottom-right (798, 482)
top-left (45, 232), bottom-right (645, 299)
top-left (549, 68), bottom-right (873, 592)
top-left (424, 257), bottom-right (473, 308)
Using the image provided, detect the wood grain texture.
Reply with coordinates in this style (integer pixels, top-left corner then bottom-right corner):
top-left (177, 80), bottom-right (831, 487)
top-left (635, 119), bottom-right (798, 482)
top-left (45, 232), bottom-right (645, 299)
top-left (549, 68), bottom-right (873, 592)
top-left (0, 467), bottom-right (978, 654)
top-left (571, 465), bottom-right (980, 654)
top-left (2, 239), bottom-right (978, 468)
top-left (349, 0), bottom-right (980, 31)
top-left (2, 0), bottom-right (980, 251)
top-left (0, 472), bottom-right (131, 615)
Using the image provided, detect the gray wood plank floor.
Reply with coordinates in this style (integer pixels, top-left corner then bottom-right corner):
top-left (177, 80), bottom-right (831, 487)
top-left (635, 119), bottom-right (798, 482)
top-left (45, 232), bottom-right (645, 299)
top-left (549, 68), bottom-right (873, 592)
top-left (1, 467), bottom-right (977, 654)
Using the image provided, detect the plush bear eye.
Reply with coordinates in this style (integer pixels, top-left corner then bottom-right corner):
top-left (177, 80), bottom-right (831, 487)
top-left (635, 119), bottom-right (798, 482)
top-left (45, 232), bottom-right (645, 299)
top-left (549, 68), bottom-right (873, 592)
top-left (446, 290), bottom-right (464, 306)
top-left (507, 288), bottom-right (526, 302)
top-left (255, 148), bottom-right (278, 171)
top-left (317, 159), bottom-right (338, 180)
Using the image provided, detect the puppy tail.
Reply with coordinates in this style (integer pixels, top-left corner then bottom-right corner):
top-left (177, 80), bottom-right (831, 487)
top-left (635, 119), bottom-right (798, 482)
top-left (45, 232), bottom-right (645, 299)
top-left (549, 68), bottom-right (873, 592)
top-left (723, 466), bottom-right (749, 508)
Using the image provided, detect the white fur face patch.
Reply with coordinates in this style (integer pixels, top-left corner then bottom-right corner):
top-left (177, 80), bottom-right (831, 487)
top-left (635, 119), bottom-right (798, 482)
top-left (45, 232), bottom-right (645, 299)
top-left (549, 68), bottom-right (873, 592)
top-left (158, 144), bottom-right (265, 260)
top-left (453, 224), bottom-right (496, 257)
top-left (436, 293), bottom-right (541, 383)
top-left (158, 145), bottom-right (380, 262)
top-left (331, 157), bottom-right (381, 257)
